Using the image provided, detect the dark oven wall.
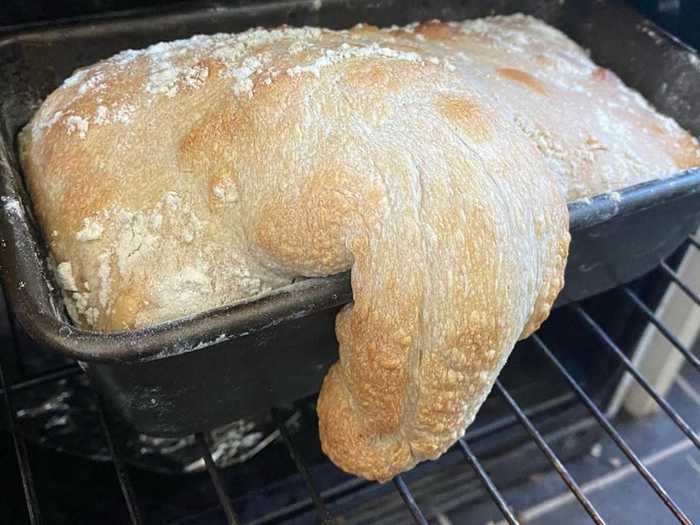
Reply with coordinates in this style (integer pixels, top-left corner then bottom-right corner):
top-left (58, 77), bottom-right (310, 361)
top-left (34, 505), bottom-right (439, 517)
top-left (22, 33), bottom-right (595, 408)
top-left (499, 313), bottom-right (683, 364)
top-left (1, 0), bottom-right (699, 49)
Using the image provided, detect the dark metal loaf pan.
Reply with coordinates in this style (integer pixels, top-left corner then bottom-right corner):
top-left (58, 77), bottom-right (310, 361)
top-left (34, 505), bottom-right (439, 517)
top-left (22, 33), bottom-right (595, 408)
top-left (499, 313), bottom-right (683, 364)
top-left (0, 0), bottom-right (699, 436)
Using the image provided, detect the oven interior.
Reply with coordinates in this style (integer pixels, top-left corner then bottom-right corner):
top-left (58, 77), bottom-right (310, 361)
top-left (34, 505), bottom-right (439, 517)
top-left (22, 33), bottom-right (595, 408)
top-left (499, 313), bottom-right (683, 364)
top-left (1, 1), bottom-right (700, 524)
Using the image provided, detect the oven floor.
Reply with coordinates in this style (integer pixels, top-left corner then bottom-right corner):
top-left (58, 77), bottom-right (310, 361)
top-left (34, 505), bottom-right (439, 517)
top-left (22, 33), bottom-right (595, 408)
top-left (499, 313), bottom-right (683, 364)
top-left (444, 361), bottom-right (700, 525)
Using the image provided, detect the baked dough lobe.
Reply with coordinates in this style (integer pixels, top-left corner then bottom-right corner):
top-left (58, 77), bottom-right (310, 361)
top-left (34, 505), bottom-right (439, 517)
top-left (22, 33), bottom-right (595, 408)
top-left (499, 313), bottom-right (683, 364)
top-left (20, 15), bottom-right (699, 480)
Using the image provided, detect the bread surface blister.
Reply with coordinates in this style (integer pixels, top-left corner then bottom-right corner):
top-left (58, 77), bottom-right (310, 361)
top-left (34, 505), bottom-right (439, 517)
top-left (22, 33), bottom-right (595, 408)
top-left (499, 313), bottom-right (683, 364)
top-left (19, 14), bottom-right (700, 480)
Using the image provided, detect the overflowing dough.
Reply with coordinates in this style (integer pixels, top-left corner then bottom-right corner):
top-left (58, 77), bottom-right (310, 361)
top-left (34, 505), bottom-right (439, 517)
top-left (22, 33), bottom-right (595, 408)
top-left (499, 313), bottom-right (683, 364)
top-left (19, 15), bottom-right (699, 480)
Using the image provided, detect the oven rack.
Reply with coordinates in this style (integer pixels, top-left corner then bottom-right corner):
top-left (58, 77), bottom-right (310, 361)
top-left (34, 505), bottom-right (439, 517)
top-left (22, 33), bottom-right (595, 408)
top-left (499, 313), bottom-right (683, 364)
top-left (2, 239), bottom-right (699, 525)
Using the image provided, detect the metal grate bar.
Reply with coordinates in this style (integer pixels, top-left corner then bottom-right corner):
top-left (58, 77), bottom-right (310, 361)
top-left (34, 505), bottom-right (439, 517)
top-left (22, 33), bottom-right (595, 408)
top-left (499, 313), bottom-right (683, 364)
top-left (466, 392), bottom-right (576, 443)
top-left (622, 287), bottom-right (700, 370)
top-left (247, 477), bottom-right (371, 525)
top-left (494, 380), bottom-right (605, 524)
top-left (532, 334), bottom-right (692, 525)
top-left (0, 361), bottom-right (42, 525)
top-left (659, 261), bottom-right (700, 307)
top-left (96, 397), bottom-right (144, 525)
top-left (195, 432), bottom-right (241, 525)
top-left (458, 439), bottom-right (519, 524)
top-left (575, 305), bottom-right (700, 449)
top-left (0, 363), bottom-right (82, 395)
top-left (393, 475), bottom-right (429, 525)
top-left (272, 409), bottom-right (335, 524)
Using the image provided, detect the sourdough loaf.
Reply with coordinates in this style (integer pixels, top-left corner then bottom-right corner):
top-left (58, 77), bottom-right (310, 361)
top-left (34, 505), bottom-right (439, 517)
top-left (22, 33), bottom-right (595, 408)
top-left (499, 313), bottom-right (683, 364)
top-left (19, 14), bottom-right (700, 480)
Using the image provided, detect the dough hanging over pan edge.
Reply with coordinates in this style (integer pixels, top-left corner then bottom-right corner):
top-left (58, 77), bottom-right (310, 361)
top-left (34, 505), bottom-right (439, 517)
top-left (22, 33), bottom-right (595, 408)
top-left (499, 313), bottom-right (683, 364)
top-left (19, 14), bottom-right (699, 479)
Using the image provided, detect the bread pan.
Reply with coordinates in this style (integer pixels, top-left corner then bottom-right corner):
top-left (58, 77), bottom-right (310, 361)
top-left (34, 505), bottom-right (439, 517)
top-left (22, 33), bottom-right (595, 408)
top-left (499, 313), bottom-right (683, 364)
top-left (0, 0), bottom-right (698, 436)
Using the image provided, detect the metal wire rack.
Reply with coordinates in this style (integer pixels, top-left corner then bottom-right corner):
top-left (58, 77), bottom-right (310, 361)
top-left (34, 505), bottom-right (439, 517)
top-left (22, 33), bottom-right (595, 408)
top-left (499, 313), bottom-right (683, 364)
top-left (2, 239), bottom-right (699, 525)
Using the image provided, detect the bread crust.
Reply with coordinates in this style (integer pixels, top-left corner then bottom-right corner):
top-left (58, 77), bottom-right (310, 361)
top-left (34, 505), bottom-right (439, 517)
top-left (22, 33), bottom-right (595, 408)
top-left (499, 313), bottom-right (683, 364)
top-left (19, 15), bottom-right (699, 480)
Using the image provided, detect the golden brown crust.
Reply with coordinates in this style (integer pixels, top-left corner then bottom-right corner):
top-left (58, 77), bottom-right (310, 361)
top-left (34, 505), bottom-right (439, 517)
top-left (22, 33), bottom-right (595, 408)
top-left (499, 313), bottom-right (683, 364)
top-left (19, 14), bottom-right (699, 480)
top-left (496, 67), bottom-right (549, 95)
top-left (435, 94), bottom-right (492, 142)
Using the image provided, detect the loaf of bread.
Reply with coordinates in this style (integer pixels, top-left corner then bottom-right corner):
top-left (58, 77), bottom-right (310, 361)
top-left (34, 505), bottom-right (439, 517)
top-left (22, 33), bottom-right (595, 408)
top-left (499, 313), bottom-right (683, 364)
top-left (19, 14), bottom-right (699, 480)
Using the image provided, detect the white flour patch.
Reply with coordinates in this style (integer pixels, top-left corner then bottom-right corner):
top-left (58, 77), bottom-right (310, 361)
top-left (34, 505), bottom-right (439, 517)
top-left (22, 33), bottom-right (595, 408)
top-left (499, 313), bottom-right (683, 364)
top-left (77, 72), bottom-right (106, 95)
top-left (93, 103), bottom-right (136, 126)
top-left (56, 262), bottom-right (78, 291)
top-left (65, 115), bottom-right (89, 138)
top-left (286, 42), bottom-right (422, 78)
top-left (76, 218), bottom-right (104, 241)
